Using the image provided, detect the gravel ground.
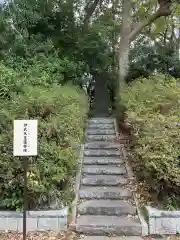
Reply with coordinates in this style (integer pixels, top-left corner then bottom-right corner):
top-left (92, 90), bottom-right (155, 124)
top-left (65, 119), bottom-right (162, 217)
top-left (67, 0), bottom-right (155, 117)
top-left (0, 231), bottom-right (77, 240)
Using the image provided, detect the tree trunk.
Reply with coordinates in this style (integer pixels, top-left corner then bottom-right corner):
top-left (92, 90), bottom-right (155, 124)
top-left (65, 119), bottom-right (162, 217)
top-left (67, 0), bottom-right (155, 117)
top-left (118, 0), bottom-right (131, 86)
top-left (176, 26), bottom-right (180, 60)
top-left (112, 0), bottom-right (116, 74)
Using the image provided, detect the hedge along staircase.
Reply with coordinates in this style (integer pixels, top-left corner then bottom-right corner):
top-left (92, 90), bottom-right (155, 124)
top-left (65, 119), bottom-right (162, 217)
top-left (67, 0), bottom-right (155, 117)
top-left (75, 117), bottom-right (142, 236)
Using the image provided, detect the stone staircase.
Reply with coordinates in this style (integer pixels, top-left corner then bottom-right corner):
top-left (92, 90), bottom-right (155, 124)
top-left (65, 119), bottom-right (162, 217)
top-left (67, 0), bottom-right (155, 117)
top-left (75, 117), bottom-right (142, 236)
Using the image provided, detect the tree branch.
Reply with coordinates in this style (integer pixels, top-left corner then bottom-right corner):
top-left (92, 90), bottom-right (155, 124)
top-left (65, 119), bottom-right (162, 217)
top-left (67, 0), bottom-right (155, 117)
top-left (128, 0), bottom-right (172, 42)
top-left (82, 0), bottom-right (100, 30)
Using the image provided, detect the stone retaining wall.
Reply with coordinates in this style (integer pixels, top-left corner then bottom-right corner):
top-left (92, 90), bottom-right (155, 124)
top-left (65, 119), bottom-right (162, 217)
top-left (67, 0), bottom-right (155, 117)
top-left (146, 206), bottom-right (180, 235)
top-left (0, 208), bottom-right (68, 232)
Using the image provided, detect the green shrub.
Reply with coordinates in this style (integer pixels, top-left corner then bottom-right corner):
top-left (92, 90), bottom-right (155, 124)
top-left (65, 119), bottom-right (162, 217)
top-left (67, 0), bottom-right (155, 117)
top-left (0, 63), bottom-right (25, 100)
top-left (120, 74), bottom-right (180, 208)
top-left (0, 84), bottom-right (88, 210)
top-left (6, 53), bottom-right (85, 87)
top-left (4, 36), bottom-right (86, 87)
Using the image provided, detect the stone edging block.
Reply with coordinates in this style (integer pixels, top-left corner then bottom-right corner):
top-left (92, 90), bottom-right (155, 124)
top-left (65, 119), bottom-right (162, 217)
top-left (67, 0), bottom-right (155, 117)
top-left (114, 119), bottom-right (148, 236)
top-left (69, 144), bottom-right (85, 229)
top-left (146, 206), bottom-right (180, 235)
top-left (121, 148), bottom-right (148, 236)
top-left (0, 208), bottom-right (68, 232)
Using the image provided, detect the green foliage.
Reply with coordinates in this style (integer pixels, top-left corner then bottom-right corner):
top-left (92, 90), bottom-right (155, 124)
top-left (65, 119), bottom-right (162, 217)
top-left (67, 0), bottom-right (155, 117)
top-left (0, 0), bottom-right (115, 84)
top-left (0, 84), bottom-right (88, 210)
top-left (3, 34), bottom-right (86, 86)
top-left (127, 36), bottom-right (155, 82)
top-left (0, 0), bottom-right (93, 211)
top-left (120, 74), bottom-right (180, 208)
top-left (0, 63), bottom-right (24, 99)
top-left (127, 35), bottom-right (180, 82)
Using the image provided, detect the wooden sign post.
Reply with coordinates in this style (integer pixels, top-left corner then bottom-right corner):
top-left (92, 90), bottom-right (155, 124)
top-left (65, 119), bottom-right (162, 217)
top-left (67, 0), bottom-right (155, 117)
top-left (13, 120), bottom-right (38, 240)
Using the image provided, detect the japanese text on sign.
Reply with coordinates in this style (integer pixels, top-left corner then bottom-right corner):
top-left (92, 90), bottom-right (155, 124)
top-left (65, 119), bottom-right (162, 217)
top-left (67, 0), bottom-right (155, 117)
top-left (23, 123), bottom-right (28, 153)
top-left (13, 120), bottom-right (38, 156)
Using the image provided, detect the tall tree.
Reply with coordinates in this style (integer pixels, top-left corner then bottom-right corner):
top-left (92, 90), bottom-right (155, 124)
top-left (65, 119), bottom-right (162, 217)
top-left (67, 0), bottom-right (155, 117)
top-left (118, 0), bottom-right (173, 86)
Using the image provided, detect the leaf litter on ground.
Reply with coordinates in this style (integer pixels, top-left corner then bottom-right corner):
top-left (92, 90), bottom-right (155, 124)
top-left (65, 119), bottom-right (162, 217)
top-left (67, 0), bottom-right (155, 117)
top-left (0, 231), bottom-right (76, 240)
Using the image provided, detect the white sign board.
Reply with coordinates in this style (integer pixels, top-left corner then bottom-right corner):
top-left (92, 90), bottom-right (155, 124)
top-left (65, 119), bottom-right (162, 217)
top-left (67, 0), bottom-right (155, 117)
top-left (13, 120), bottom-right (38, 156)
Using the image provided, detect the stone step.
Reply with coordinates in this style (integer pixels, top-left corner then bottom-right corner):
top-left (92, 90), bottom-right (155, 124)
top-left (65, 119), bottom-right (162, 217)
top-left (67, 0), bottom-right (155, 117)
top-left (78, 200), bottom-right (136, 216)
top-left (84, 149), bottom-right (120, 157)
top-left (83, 157), bottom-right (124, 165)
top-left (81, 175), bottom-right (128, 186)
top-left (86, 135), bottom-right (116, 141)
top-left (86, 129), bottom-right (115, 135)
top-left (76, 215), bottom-right (141, 235)
top-left (88, 124), bottom-right (114, 129)
top-left (83, 165), bottom-right (126, 175)
top-left (84, 143), bottom-right (120, 150)
top-left (88, 118), bottom-right (114, 124)
top-left (79, 186), bottom-right (132, 200)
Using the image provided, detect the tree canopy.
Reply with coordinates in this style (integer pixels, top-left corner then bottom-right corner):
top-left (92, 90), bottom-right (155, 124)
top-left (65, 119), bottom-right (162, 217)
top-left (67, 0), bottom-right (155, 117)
top-left (0, 0), bottom-right (180, 88)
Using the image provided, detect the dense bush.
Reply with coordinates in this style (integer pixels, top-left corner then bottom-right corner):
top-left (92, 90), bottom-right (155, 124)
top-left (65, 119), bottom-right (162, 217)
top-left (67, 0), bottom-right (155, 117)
top-left (4, 36), bottom-right (86, 87)
top-left (0, 63), bottom-right (25, 100)
top-left (120, 74), bottom-right (180, 208)
top-left (0, 83), bottom-right (88, 210)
